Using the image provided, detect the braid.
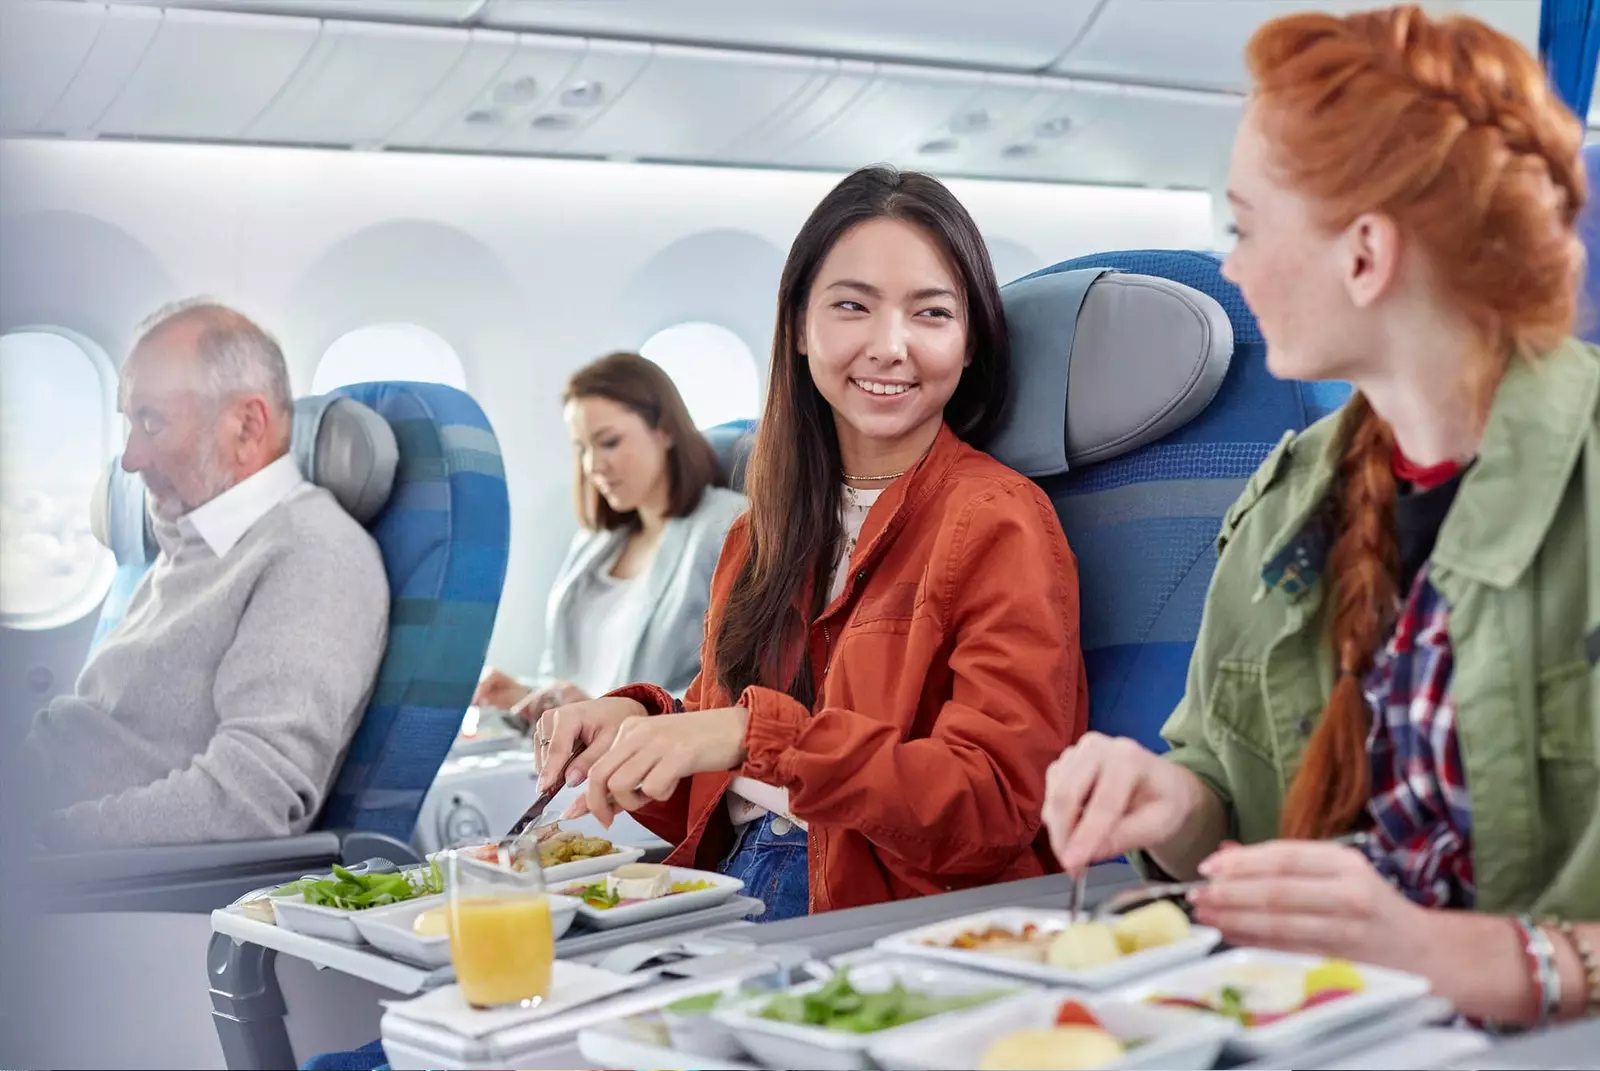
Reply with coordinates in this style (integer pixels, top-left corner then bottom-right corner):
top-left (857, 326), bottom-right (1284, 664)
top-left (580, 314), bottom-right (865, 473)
top-left (1280, 396), bottom-right (1397, 840)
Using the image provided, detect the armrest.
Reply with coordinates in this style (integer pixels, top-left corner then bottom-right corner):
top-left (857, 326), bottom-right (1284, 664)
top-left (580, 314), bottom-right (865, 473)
top-left (37, 832), bottom-right (343, 915)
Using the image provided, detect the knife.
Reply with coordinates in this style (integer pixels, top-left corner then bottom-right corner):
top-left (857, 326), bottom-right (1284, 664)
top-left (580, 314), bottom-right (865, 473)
top-left (504, 748), bottom-right (580, 842)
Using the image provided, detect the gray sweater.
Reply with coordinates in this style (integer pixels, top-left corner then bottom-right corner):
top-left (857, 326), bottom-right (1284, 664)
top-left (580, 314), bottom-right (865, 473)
top-left (25, 482), bottom-right (389, 847)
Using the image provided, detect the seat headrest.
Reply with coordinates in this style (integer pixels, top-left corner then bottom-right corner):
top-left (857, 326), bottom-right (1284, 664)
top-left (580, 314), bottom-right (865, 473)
top-left (91, 393), bottom-right (399, 562)
top-left (290, 394), bottom-right (398, 526)
top-left (990, 268), bottom-right (1234, 477)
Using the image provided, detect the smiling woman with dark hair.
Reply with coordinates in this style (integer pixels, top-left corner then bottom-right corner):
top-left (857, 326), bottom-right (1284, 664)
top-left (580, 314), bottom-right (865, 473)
top-left (532, 166), bottom-right (1088, 920)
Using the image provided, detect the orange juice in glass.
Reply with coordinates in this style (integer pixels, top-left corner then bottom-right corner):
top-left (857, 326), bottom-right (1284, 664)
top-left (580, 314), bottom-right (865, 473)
top-left (444, 844), bottom-right (553, 1009)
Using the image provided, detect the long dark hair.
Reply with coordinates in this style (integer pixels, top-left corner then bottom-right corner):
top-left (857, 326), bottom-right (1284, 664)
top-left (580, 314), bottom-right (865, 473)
top-left (712, 165), bottom-right (1010, 704)
top-left (564, 352), bottom-right (726, 531)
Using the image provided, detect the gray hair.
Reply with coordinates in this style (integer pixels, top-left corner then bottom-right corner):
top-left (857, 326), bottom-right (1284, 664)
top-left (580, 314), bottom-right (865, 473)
top-left (135, 297), bottom-right (293, 419)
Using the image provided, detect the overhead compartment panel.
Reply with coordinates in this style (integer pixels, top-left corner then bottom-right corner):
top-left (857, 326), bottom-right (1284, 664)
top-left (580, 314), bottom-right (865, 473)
top-left (247, 22), bottom-right (471, 145)
top-left (402, 33), bottom-right (586, 151)
top-left (102, 0), bottom-right (484, 22)
top-left (489, 39), bottom-right (653, 154)
top-left (565, 45), bottom-right (827, 159)
top-left (384, 29), bottom-right (520, 147)
top-left (480, 0), bottom-right (1100, 70)
top-left (1056, 0), bottom-right (1363, 91)
top-left (719, 59), bottom-right (876, 163)
top-left (0, 0), bottom-right (107, 133)
top-left (771, 65), bottom-right (989, 171)
top-left (94, 7), bottom-right (320, 139)
top-left (40, 2), bottom-right (162, 134)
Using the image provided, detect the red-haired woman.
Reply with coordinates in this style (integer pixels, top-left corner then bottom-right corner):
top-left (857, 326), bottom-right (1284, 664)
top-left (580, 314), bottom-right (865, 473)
top-left (1044, 4), bottom-right (1600, 1027)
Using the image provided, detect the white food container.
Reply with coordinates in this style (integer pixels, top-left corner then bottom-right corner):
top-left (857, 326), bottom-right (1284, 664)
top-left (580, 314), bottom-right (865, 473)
top-left (875, 906), bottom-right (1221, 989)
top-left (1110, 948), bottom-right (1431, 1059)
top-left (552, 867), bottom-right (744, 930)
top-left (267, 864), bottom-right (446, 944)
top-left (869, 988), bottom-right (1238, 1071)
top-left (429, 842), bottom-right (646, 885)
top-left (710, 958), bottom-right (1037, 1071)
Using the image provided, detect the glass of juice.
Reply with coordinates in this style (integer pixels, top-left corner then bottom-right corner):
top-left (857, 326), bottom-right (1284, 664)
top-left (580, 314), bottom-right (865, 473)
top-left (442, 842), bottom-right (554, 1009)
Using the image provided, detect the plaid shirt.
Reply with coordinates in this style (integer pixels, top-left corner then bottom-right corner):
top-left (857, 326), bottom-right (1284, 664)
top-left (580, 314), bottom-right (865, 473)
top-left (1359, 563), bottom-right (1477, 908)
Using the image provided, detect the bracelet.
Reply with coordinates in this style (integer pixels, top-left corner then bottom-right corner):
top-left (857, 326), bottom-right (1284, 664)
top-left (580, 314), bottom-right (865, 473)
top-left (1513, 914), bottom-right (1562, 1029)
top-left (1540, 916), bottom-right (1600, 1018)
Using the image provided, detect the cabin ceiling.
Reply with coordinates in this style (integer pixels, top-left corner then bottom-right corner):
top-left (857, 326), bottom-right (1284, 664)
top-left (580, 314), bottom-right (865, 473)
top-left (0, 0), bottom-right (1550, 188)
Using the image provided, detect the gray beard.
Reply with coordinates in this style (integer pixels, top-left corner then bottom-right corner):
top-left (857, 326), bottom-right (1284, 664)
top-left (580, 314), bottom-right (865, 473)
top-left (153, 445), bottom-right (237, 521)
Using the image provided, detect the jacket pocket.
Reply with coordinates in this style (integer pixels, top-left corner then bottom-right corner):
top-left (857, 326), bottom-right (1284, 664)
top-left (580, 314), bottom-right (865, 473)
top-left (1535, 662), bottom-right (1598, 865)
top-left (1203, 661), bottom-right (1287, 841)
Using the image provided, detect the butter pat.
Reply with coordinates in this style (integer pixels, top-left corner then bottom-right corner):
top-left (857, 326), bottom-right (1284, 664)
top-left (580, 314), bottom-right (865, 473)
top-left (606, 863), bottom-right (672, 901)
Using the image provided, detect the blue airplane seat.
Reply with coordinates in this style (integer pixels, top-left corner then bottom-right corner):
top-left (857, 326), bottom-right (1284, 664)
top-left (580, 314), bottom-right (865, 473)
top-left (1000, 252), bottom-right (1349, 752)
top-left (1577, 144), bottom-right (1600, 343)
top-left (52, 382), bottom-right (510, 908)
top-left (703, 417), bottom-right (757, 492)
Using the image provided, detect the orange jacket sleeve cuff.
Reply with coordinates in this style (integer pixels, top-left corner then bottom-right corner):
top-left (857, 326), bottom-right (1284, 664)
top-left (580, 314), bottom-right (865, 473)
top-left (737, 684), bottom-right (809, 781)
top-left (606, 682), bottom-right (679, 717)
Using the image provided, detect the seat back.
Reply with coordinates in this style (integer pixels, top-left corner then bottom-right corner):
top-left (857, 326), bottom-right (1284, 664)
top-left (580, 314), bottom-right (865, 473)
top-left (704, 418), bottom-right (757, 492)
top-left (90, 383), bottom-right (510, 840)
top-left (1578, 144), bottom-right (1600, 343)
top-left (1006, 251), bottom-right (1348, 751)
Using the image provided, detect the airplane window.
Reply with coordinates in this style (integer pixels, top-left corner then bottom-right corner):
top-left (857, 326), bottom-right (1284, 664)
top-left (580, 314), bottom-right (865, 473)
top-left (312, 322), bottom-right (468, 394)
top-left (0, 329), bottom-right (119, 628)
top-left (639, 321), bottom-right (762, 429)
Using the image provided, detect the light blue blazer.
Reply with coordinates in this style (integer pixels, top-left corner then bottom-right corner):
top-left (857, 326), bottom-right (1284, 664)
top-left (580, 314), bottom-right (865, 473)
top-left (537, 486), bottom-right (747, 699)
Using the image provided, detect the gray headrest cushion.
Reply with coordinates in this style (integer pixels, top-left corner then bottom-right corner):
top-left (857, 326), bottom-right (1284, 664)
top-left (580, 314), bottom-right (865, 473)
top-left (991, 268), bottom-right (1234, 477)
top-left (296, 395), bottom-right (397, 525)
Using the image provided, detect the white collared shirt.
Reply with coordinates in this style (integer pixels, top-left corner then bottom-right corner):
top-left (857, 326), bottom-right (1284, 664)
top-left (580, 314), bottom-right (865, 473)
top-left (178, 453), bottom-right (306, 558)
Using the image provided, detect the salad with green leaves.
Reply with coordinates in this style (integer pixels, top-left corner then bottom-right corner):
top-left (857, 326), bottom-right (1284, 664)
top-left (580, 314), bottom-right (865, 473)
top-left (273, 862), bottom-right (443, 911)
top-left (757, 969), bottom-right (1009, 1034)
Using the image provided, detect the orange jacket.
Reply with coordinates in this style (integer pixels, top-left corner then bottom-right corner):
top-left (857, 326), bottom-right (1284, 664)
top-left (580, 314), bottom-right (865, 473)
top-left (613, 424), bottom-right (1087, 914)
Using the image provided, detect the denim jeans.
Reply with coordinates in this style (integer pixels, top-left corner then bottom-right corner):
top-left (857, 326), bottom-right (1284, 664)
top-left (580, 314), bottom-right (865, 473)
top-left (717, 812), bottom-right (811, 922)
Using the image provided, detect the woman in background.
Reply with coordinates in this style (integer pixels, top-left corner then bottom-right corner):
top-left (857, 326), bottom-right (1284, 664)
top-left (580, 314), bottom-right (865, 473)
top-left (1045, 4), bottom-right (1600, 1027)
top-left (475, 352), bottom-right (746, 719)
top-left (535, 166), bottom-right (1086, 921)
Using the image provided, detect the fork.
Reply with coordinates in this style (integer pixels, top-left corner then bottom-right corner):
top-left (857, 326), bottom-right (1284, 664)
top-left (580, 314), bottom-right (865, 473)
top-left (1091, 830), bottom-right (1373, 920)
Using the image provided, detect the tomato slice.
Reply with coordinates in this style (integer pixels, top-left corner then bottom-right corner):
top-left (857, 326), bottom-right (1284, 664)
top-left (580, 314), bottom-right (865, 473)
top-left (1055, 1000), bottom-right (1103, 1028)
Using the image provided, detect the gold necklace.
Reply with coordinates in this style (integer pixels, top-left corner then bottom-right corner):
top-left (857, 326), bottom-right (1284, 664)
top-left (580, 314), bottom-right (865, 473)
top-left (841, 467), bottom-right (907, 482)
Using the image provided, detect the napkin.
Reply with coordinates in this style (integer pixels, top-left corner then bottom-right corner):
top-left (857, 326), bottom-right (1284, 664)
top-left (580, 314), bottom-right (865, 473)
top-left (383, 961), bottom-right (652, 1038)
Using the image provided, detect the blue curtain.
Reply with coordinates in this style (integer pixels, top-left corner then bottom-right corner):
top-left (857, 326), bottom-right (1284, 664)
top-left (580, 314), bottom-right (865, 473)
top-left (1539, 0), bottom-right (1600, 119)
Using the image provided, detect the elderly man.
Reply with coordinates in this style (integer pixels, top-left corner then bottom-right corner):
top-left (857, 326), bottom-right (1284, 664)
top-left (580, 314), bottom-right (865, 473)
top-left (23, 300), bottom-right (389, 848)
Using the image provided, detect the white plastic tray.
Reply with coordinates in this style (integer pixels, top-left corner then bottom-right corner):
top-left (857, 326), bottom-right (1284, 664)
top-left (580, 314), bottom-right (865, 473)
top-left (711, 958), bottom-right (1037, 1071)
top-left (869, 988), bottom-right (1239, 1071)
top-left (428, 842), bottom-right (647, 885)
top-left (874, 906), bottom-right (1221, 989)
top-left (553, 868), bottom-right (745, 930)
top-left (1111, 948), bottom-right (1431, 1059)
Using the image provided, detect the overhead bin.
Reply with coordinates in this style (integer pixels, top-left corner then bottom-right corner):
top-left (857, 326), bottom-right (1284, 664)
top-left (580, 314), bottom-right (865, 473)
top-left (0, 0), bottom-right (106, 134)
top-left (478, 0), bottom-right (1099, 70)
top-left (486, 39), bottom-right (653, 155)
top-left (36, 2), bottom-right (161, 136)
top-left (562, 46), bottom-right (830, 160)
top-left (392, 33), bottom-right (586, 152)
top-left (761, 65), bottom-right (989, 171)
top-left (95, 7), bottom-right (320, 140)
top-left (104, 0), bottom-right (485, 21)
top-left (246, 22), bottom-right (470, 146)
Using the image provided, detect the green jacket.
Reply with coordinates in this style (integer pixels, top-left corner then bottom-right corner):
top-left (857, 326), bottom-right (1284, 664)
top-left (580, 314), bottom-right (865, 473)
top-left (1162, 337), bottom-right (1600, 919)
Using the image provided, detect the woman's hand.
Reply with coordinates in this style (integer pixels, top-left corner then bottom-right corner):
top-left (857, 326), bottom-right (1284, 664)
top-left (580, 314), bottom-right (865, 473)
top-left (472, 667), bottom-right (530, 711)
top-left (1189, 840), bottom-right (1428, 969)
top-left (533, 697), bottom-right (646, 795)
top-left (581, 707), bottom-right (751, 827)
top-left (1043, 732), bottom-right (1215, 874)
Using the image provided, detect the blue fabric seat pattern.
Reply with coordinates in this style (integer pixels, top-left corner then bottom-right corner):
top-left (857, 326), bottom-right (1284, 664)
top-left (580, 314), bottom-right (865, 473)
top-left (1022, 250), bottom-right (1349, 752)
top-left (315, 382), bottom-right (510, 839)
